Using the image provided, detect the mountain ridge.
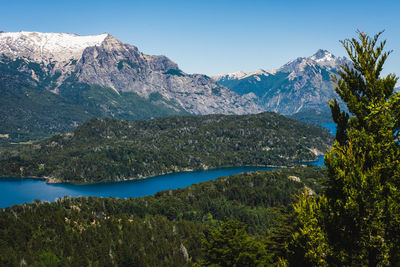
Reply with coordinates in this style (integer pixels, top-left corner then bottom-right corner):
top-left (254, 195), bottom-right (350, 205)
top-left (0, 31), bottom-right (108, 66)
top-left (0, 30), bottom-right (261, 115)
top-left (213, 49), bottom-right (351, 115)
top-left (0, 31), bottom-right (262, 143)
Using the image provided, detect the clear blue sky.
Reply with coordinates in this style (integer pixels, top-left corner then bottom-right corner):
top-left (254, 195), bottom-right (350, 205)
top-left (1, 0), bottom-right (399, 79)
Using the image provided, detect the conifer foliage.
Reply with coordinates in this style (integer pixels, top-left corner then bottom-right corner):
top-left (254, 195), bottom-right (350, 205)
top-left (202, 219), bottom-right (271, 266)
top-left (290, 31), bottom-right (400, 265)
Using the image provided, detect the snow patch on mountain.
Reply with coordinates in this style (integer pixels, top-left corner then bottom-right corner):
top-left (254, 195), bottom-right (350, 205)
top-left (0, 31), bottom-right (107, 65)
top-left (214, 49), bottom-right (352, 115)
top-left (213, 50), bottom-right (344, 83)
top-left (212, 68), bottom-right (274, 81)
top-left (213, 71), bottom-right (248, 80)
top-left (309, 49), bottom-right (339, 68)
top-left (278, 50), bottom-right (347, 75)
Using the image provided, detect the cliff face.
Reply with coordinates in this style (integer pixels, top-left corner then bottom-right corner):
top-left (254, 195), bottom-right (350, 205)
top-left (74, 35), bottom-right (260, 115)
top-left (0, 31), bottom-right (261, 116)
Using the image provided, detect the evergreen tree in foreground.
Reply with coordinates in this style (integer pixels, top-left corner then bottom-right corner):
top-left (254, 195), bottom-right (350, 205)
top-left (289, 31), bottom-right (400, 266)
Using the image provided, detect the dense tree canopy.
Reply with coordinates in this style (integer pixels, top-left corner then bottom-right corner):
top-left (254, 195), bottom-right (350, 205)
top-left (202, 219), bottom-right (270, 266)
top-left (0, 167), bottom-right (324, 266)
top-left (290, 31), bottom-right (400, 265)
top-left (0, 112), bottom-right (332, 183)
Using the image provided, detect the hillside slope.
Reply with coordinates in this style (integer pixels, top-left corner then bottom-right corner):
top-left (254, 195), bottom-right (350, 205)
top-left (0, 167), bottom-right (325, 265)
top-left (0, 59), bottom-right (186, 144)
top-left (0, 113), bottom-right (333, 183)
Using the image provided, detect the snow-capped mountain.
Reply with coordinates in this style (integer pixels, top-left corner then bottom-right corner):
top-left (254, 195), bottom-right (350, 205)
top-left (213, 49), bottom-right (351, 115)
top-left (0, 31), bottom-right (263, 143)
top-left (279, 49), bottom-right (347, 74)
top-left (0, 31), bottom-right (260, 115)
top-left (0, 31), bottom-right (107, 68)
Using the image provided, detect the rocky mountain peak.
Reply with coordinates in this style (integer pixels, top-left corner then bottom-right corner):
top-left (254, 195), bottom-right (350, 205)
top-left (310, 49), bottom-right (334, 60)
top-left (0, 30), bottom-right (261, 116)
top-left (97, 33), bottom-right (131, 51)
top-left (214, 49), bottom-right (353, 115)
top-left (279, 49), bottom-right (348, 74)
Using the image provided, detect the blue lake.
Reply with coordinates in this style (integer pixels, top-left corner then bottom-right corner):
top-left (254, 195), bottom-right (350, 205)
top-left (308, 155), bottom-right (325, 167)
top-left (321, 123), bottom-right (336, 136)
top-left (0, 166), bottom-right (276, 208)
top-left (0, 123), bottom-right (334, 208)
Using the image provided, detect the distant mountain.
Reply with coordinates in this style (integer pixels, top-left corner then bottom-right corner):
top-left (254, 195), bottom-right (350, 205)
top-left (214, 49), bottom-right (351, 116)
top-left (0, 112), bottom-right (333, 183)
top-left (0, 31), bottom-right (260, 143)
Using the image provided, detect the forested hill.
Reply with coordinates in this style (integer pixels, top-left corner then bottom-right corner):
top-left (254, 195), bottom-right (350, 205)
top-left (0, 167), bottom-right (325, 266)
top-left (0, 112), bottom-right (333, 183)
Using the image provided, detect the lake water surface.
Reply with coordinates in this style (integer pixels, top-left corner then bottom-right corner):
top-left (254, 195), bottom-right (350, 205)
top-left (0, 166), bottom-right (277, 208)
top-left (0, 124), bottom-right (334, 208)
top-left (321, 123), bottom-right (336, 136)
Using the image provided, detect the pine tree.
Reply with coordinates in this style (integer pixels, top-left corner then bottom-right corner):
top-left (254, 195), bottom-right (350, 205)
top-left (289, 31), bottom-right (400, 266)
top-left (202, 219), bottom-right (271, 266)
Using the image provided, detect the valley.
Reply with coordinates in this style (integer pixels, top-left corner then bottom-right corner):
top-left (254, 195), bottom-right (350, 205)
top-left (1, 0), bottom-right (400, 264)
top-left (0, 30), bottom-right (340, 266)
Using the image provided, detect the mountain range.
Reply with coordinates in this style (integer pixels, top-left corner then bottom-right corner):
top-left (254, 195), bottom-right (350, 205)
top-left (0, 31), bottom-right (260, 143)
top-left (0, 30), bottom-right (356, 143)
top-left (213, 49), bottom-right (351, 116)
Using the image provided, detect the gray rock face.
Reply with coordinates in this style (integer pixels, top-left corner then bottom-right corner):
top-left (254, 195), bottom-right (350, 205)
top-left (214, 50), bottom-right (351, 115)
top-left (0, 31), bottom-right (261, 115)
top-left (75, 35), bottom-right (261, 114)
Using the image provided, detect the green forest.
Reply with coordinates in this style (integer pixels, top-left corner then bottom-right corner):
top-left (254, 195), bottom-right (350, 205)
top-left (0, 31), bottom-right (399, 266)
top-left (0, 167), bottom-right (324, 266)
top-left (0, 112), bottom-right (332, 183)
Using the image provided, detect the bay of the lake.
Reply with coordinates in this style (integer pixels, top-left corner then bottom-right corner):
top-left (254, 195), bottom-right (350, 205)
top-left (321, 123), bottom-right (336, 136)
top-left (0, 123), bottom-right (334, 208)
top-left (0, 166), bottom-right (277, 208)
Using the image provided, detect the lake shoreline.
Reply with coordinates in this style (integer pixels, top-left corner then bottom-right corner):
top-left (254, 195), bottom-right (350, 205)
top-left (0, 159), bottom-right (325, 185)
top-left (0, 165), bottom-right (284, 208)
